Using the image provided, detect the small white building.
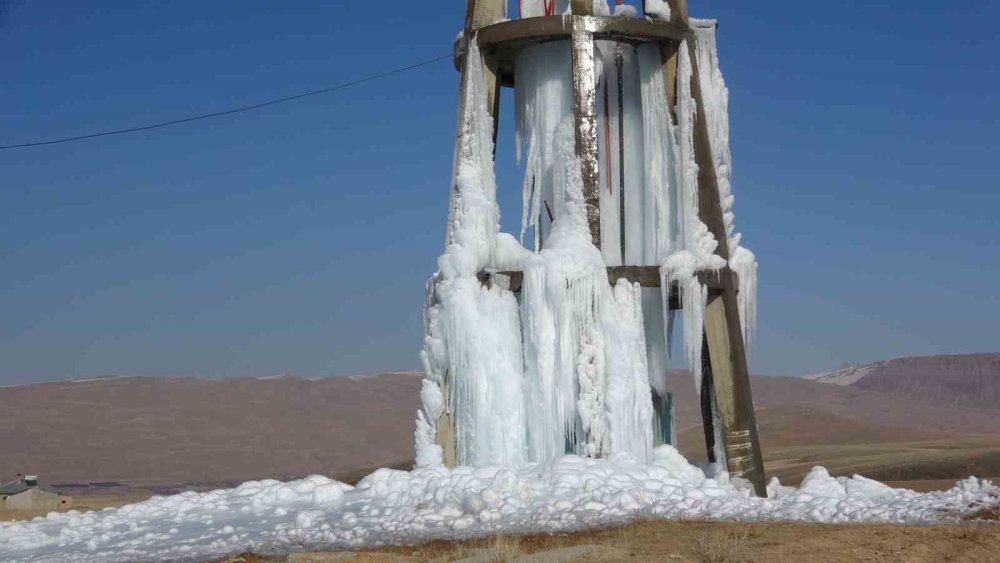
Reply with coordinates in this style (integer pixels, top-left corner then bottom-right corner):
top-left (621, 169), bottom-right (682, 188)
top-left (1, 475), bottom-right (72, 512)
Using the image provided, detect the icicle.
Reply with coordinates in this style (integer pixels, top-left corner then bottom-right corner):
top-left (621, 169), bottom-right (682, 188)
top-left (691, 20), bottom-right (736, 252)
top-left (440, 38), bottom-right (501, 277)
top-left (692, 21), bottom-right (758, 350)
top-left (729, 245), bottom-right (757, 348)
top-left (595, 41), bottom-right (622, 266)
top-left (637, 43), bottom-right (678, 264)
top-left (439, 278), bottom-right (527, 466)
top-left (521, 120), bottom-right (608, 461)
top-left (515, 41), bottom-right (573, 249)
top-left (604, 280), bottom-right (654, 462)
top-left (619, 45), bottom-right (646, 266)
top-left (660, 252), bottom-right (722, 391)
top-left (641, 287), bottom-right (668, 397)
top-left (654, 40), bottom-right (723, 389)
top-left (418, 37), bottom-right (528, 467)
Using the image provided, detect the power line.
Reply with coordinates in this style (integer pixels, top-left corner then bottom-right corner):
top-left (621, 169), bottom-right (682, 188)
top-left (1, 54), bottom-right (452, 151)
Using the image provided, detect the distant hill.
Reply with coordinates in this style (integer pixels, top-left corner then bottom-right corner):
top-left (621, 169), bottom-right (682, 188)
top-left (0, 372), bottom-right (423, 487)
top-left (803, 353), bottom-right (1000, 409)
top-left (1, 359), bottom-right (998, 490)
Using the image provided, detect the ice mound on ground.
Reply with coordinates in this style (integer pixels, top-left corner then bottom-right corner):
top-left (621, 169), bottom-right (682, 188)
top-left (0, 452), bottom-right (995, 562)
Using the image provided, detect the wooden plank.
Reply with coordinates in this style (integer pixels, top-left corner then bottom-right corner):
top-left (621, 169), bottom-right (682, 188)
top-left (570, 28), bottom-right (602, 247)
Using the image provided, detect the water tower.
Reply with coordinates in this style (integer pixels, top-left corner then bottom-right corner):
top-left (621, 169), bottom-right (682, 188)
top-left (419, 0), bottom-right (765, 496)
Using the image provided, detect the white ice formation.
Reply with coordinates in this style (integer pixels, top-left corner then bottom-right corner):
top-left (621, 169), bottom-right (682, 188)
top-left (421, 13), bottom-right (758, 467)
top-left (0, 451), bottom-right (995, 562)
top-left (519, 1), bottom-right (611, 18)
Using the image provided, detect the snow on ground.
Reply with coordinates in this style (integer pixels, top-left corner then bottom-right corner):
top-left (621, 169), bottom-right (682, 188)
top-left (1, 447), bottom-right (995, 562)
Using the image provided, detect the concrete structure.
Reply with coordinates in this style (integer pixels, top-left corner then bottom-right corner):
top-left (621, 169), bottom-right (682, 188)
top-left (1, 475), bottom-right (72, 512)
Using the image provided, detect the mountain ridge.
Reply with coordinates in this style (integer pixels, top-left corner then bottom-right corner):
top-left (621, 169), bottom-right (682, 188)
top-left (803, 353), bottom-right (1000, 409)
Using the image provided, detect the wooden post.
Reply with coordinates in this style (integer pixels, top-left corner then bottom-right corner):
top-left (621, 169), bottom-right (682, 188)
top-left (680, 18), bottom-right (767, 495)
top-left (571, 0), bottom-right (594, 15)
top-left (570, 25), bottom-right (602, 247)
top-left (643, 0), bottom-right (688, 24)
top-left (667, 0), bottom-right (688, 24)
top-left (659, 41), bottom-right (680, 123)
top-left (464, 0), bottom-right (504, 143)
top-left (651, 389), bottom-right (675, 447)
top-left (439, 0), bottom-right (507, 469)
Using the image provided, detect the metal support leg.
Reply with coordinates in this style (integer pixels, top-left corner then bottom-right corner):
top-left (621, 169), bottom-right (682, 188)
top-left (570, 28), bottom-right (602, 248)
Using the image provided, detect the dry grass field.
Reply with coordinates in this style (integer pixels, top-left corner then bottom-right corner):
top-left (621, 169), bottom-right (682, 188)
top-left (221, 518), bottom-right (1000, 562)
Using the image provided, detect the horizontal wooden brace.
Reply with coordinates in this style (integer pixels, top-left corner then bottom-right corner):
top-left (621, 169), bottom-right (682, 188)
top-left (476, 266), bottom-right (732, 310)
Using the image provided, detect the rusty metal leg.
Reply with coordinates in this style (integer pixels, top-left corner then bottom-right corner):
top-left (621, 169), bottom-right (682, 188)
top-left (704, 290), bottom-right (766, 495)
top-left (570, 28), bottom-right (602, 248)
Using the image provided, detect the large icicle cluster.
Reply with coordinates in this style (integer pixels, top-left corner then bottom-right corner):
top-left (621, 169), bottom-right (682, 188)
top-left (419, 39), bottom-right (530, 468)
top-left (419, 10), bottom-right (757, 468)
top-left (691, 19), bottom-right (758, 349)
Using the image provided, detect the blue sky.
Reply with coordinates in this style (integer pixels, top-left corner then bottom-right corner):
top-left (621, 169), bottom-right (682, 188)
top-left (2, 1), bottom-right (998, 385)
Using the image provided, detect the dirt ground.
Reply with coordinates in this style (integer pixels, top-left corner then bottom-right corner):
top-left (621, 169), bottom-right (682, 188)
top-left (223, 517), bottom-right (1000, 563)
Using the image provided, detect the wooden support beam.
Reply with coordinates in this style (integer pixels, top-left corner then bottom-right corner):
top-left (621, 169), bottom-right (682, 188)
top-left (703, 292), bottom-right (764, 492)
top-left (683, 26), bottom-right (767, 496)
top-left (438, 0), bottom-right (507, 469)
top-left (571, 0), bottom-right (594, 15)
top-left (659, 41), bottom-right (680, 123)
top-left (465, 0), bottom-right (504, 33)
top-left (666, 0), bottom-right (688, 25)
top-left (435, 379), bottom-right (457, 468)
top-left (461, 0), bottom-right (504, 146)
top-left (477, 265), bottom-right (732, 293)
top-left (699, 336), bottom-right (718, 464)
top-left (570, 29), bottom-right (602, 248)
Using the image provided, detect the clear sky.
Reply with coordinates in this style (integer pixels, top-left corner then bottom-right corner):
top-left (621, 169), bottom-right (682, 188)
top-left (2, 1), bottom-right (998, 385)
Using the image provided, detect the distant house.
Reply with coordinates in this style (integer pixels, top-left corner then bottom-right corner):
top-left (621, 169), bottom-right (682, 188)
top-left (0, 475), bottom-right (72, 512)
